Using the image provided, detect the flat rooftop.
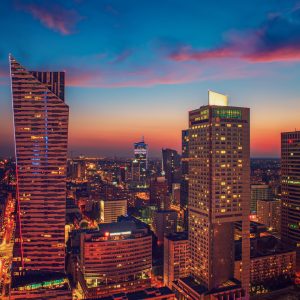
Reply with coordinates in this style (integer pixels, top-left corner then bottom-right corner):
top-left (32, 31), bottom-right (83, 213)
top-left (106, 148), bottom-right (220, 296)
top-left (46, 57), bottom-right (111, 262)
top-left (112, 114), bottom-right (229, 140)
top-left (235, 235), bottom-right (295, 260)
top-left (11, 271), bottom-right (68, 289)
top-left (175, 276), bottom-right (241, 296)
top-left (94, 287), bottom-right (174, 299)
top-left (165, 231), bottom-right (188, 241)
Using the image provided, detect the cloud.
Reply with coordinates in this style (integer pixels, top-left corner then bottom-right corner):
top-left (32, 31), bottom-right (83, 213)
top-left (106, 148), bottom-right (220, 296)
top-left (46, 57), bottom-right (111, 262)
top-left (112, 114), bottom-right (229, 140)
top-left (167, 7), bottom-right (300, 63)
top-left (66, 63), bottom-right (203, 88)
top-left (65, 54), bottom-right (264, 88)
top-left (110, 49), bottom-right (133, 64)
top-left (169, 46), bottom-right (234, 62)
top-left (19, 3), bottom-right (82, 35)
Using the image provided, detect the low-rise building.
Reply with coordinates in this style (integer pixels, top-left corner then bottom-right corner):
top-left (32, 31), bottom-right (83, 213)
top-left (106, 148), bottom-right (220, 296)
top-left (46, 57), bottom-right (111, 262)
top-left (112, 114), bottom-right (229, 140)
top-left (234, 236), bottom-right (296, 294)
top-left (100, 198), bottom-right (127, 223)
top-left (78, 218), bottom-right (152, 298)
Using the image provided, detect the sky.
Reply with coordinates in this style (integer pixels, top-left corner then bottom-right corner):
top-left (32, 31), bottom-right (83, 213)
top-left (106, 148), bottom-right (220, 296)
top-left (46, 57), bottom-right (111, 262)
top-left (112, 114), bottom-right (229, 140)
top-left (1, 0), bottom-right (300, 158)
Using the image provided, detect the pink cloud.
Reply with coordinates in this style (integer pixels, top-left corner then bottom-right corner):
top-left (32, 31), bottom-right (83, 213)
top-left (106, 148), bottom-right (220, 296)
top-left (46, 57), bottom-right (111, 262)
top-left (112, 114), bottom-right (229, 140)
top-left (245, 46), bottom-right (300, 62)
top-left (110, 49), bottom-right (133, 64)
top-left (169, 46), bottom-right (235, 62)
top-left (21, 4), bottom-right (81, 35)
top-left (65, 56), bottom-right (265, 88)
top-left (167, 8), bottom-right (300, 64)
top-left (66, 63), bottom-right (203, 88)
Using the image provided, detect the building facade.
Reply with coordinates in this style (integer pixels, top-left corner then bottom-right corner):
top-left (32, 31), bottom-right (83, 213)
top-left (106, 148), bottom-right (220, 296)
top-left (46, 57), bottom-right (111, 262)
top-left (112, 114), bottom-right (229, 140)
top-left (187, 91), bottom-right (250, 296)
top-left (100, 198), bottom-right (127, 223)
top-left (132, 138), bottom-right (148, 185)
top-left (10, 55), bottom-right (69, 274)
top-left (250, 184), bottom-right (272, 213)
top-left (281, 131), bottom-right (300, 270)
top-left (162, 148), bottom-right (181, 192)
top-left (79, 220), bottom-right (152, 298)
top-left (153, 210), bottom-right (177, 245)
top-left (150, 176), bottom-right (169, 209)
top-left (256, 199), bottom-right (281, 232)
top-left (163, 232), bottom-right (190, 289)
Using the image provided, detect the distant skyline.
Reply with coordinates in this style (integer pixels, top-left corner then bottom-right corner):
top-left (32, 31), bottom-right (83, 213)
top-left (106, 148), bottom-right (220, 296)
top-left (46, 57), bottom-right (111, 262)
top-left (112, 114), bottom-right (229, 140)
top-left (2, 0), bottom-right (300, 158)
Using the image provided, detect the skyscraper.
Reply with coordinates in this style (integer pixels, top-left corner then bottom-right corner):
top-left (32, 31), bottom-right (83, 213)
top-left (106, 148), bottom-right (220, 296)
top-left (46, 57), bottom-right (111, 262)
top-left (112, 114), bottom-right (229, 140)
top-left (181, 129), bottom-right (189, 229)
top-left (281, 131), bottom-right (300, 270)
top-left (162, 148), bottom-right (181, 192)
top-left (132, 138), bottom-right (148, 185)
top-left (175, 91), bottom-right (250, 298)
top-left (150, 176), bottom-right (169, 209)
top-left (10, 55), bottom-right (69, 275)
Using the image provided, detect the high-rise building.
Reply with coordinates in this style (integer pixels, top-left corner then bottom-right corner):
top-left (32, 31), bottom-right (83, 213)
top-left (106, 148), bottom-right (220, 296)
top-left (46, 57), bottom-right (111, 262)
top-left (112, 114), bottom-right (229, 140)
top-left (281, 131), bottom-right (300, 270)
top-left (250, 184), bottom-right (272, 213)
top-left (10, 55), bottom-right (69, 274)
top-left (256, 199), bottom-right (281, 232)
top-left (171, 183), bottom-right (181, 207)
top-left (9, 55), bottom-right (71, 298)
top-left (150, 176), bottom-right (169, 209)
top-left (174, 91), bottom-right (250, 298)
top-left (181, 130), bottom-right (189, 208)
top-left (132, 138), bottom-right (148, 185)
top-left (153, 210), bottom-right (177, 245)
top-left (163, 232), bottom-right (190, 289)
top-left (162, 148), bottom-right (181, 192)
top-left (181, 129), bottom-right (189, 230)
top-left (67, 158), bottom-right (86, 180)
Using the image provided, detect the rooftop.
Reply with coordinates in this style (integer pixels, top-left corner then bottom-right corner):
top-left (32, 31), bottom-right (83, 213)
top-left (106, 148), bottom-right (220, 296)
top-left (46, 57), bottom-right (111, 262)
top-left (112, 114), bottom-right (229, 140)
top-left (165, 231), bottom-right (188, 242)
top-left (93, 287), bottom-right (174, 299)
top-left (11, 272), bottom-right (68, 290)
top-left (235, 235), bottom-right (295, 261)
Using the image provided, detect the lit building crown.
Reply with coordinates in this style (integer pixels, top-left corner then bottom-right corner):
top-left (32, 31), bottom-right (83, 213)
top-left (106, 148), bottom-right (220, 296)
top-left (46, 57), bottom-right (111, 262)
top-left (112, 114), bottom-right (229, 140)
top-left (208, 90), bottom-right (228, 106)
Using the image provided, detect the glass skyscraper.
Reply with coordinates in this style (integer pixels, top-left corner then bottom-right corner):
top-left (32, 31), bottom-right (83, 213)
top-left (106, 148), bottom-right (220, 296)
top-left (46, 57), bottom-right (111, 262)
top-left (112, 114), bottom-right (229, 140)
top-left (132, 138), bottom-right (148, 185)
top-left (10, 55), bottom-right (69, 275)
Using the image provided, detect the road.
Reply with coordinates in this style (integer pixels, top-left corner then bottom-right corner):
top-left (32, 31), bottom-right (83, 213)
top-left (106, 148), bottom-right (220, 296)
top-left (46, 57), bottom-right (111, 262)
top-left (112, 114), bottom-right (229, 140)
top-left (0, 194), bottom-right (15, 297)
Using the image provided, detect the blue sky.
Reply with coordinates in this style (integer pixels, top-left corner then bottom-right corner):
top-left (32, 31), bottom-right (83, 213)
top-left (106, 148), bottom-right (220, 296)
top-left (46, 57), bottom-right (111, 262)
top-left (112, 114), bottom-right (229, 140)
top-left (1, 0), bottom-right (300, 157)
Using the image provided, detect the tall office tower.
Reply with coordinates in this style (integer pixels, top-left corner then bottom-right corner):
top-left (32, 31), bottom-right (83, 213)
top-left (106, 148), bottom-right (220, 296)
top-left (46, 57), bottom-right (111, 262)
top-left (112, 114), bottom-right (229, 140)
top-left (150, 176), bottom-right (169, 209)
top-left (185, 91), bottom-right (250, 297)
top-left (153, 210), bottom-right (177, 245)
top-left (181, 129), bottom-right (189, 229)
top-left (10, 55), bottom-right (69, 275)
top-left (171, 183), bottom-right (181, 207)
top-left (181, 129), bottom-right (189, 176)
top-left (250, 184), bottom-right (272, 213)
top-left (132, 138), bottom-right (148, 184)
top-left (162, 148), bottom-right (181, 192)
top-left (281, 131), bottom-right (300, 270)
